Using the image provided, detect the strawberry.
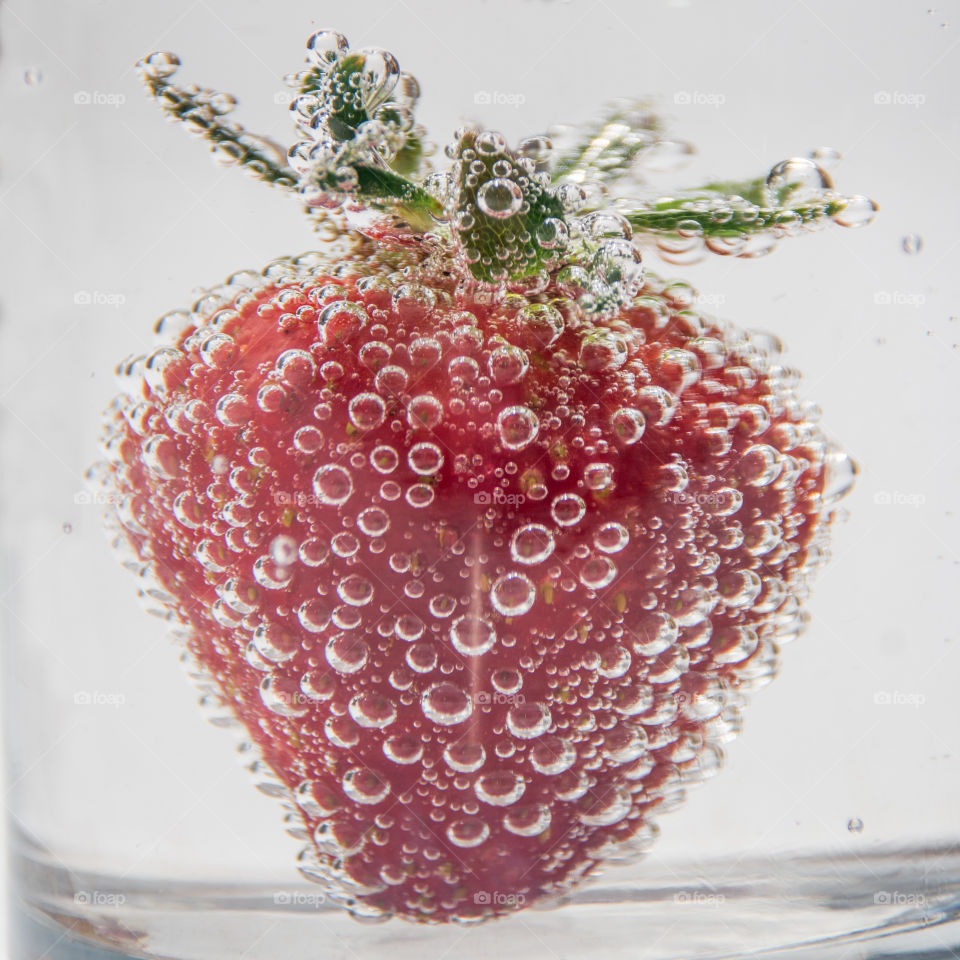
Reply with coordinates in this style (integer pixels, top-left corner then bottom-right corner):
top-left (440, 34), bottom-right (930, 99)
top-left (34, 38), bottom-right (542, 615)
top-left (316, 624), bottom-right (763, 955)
top-left (97, 31), bottom-right (870, 924)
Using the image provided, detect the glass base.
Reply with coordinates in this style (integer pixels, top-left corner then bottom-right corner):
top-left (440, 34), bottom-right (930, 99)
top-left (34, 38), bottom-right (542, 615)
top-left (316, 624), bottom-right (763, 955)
top-left (11, 829), bottom-right (960, 960)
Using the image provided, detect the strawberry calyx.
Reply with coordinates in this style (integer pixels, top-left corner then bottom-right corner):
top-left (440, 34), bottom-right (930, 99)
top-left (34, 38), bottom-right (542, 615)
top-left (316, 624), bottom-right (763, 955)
top-left (135, 30), bottom-right (877, 307)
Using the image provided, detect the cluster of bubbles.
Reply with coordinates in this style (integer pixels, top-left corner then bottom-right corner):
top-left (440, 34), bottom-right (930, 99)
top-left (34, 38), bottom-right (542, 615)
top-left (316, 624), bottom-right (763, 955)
top-left (282, 31), bottom-right (424, 208)
top-left (137, 36), bottom-right (878, 320)
top-left (136, 51), bottom-right (294, 187)
top-left (637, 157), bottom-right (878, 264)
top-left (411, 129), bottom-right (646, 318)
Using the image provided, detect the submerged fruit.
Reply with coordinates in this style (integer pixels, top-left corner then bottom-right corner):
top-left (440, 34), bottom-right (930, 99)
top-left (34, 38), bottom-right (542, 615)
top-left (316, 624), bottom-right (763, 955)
top-left (92, 27), bottom-right (869, 925)
top-left (98, 248), bottom-right (851, 922)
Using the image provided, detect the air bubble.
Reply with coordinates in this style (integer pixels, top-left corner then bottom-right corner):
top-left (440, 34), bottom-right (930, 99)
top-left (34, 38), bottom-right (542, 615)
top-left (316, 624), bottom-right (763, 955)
top-left (421, 682), bottom-right (473, 725)
top-left (298, 599), bottom-right (331, 633)
top-left (577, 785), bottom-right (631, 826)
top-left (530, 737), bottom-right (576, 775)
top-left (504, 804), bottom-right (551, 837)
top-left (450, 615), bottom-right (497, 656)
top-left (447, 819), bottom-right (490, 848)
top-left (475, 770), bottom-right (525, 806)
top-left (337, 574), bottom-right (374, 606)
top-left (349, 393), bottom-right (387, 430)
top-left (551, 493), bottom-right (586, 526)
top-left (490, 572), bottom-right (536, 616)
top-left (476, 179), bottom-right (524, 220)
top-left (349, 692), bottom-right (397, 730)
top-left (496, 406), bottom-right (539, 450)
top-left (407, 395), bottom-right (443, 430)
top-left (313, 464), bottom-right (353, 504)
top-left (832, 195), bottom-right (877, 229)
top-left (358, 506), bottom-right (390, 536)
top-left (510, 524), bottom-right (555, 565)
top-left (488, 345), bottom-right (529, 384)
top-left (370, 445), bottom-right (399, 474)
top-left (342, 768), bottom-right (390, 805)
top-left (326, 634), bottom-right (369, 673)
top-left (763, 157), bottom-right (832, 207)
top-left (294, 426), bottom-right (324, 454)
top-left (583, 462), bottom-right (614, 491)
top-left (259, 675), bottom-right (308, 718)
top-left (383, 734), bottom-right (424, 764)
top-left (408, 442), bottom-right (444, 475)
top-left (610, 407), bottom-right (646, 445)
top-left (444, 741), bottom-right (485, 772)
top-left (902, 234), bottom-right (923, 255)
top-left (580, 556), bottom-right (617, 590)
top-left (506, 702), bottom-right (551, 739)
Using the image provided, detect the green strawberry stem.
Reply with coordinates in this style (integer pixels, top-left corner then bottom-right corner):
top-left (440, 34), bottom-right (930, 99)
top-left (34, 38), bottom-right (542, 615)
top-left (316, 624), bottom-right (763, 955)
top-left (621, 193), bottom-right (849, 239)
top-left (140, 70), bottom-right (298, 189)
top-left (349, 165), bottom-right (442, 231)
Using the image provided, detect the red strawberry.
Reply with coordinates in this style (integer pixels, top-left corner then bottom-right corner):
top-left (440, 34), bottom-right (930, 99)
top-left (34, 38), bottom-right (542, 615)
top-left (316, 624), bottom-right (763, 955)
top-left (98, 31), bottom-right (869, 924)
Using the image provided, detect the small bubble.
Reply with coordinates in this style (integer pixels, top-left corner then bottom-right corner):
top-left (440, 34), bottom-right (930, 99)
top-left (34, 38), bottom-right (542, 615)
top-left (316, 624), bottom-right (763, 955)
top-left (444, 741), bottom-right (485, 772)
top-left (763, 157), bottom-right (832, 207)
top-left (847, 817), bottom-right (864, 833)
top-left (62, 522), bottom-right (72, 534)
top-left (510, 524), bottom-right (555, 565)
top-left (476, 178), bottom-right (524, 220)
top-left (496, 406), bottom-right (539, 450)
top-left (475, 770), bottom-right (526, 806)
top-left (551, 492), bottom-right (586, 527)
top-left (450, 615), bottom-right (497, 656)
top-left (506, 702), bottom-right (551, 739)
top-left (348, 392), bottom-right (387, 431)
top-left (421, 682), bottom-right (473, 725)
top-left (902, 234), bottom-right (923, 255)
top-left (490, 571), bottom-right (536, 616)
top-left (447, 818), bottom-right (490, 848)
top-left (831, 195), bottom-right (877, 229)
top-left (488, 345), bottom-right (529, 385)
top-left (313, 464), bottom-right (353, 505)
top-left (140, 51), bottom-right (180, 80)
top-left (24, 67), bottom-right (43, 86)
top-left (342, 767), bottom-right (390, 805)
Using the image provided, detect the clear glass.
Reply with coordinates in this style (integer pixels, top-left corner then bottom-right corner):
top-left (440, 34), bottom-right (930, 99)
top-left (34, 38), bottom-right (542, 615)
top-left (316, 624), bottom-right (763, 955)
top-left (2, 1), bottom-right (958, 958)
